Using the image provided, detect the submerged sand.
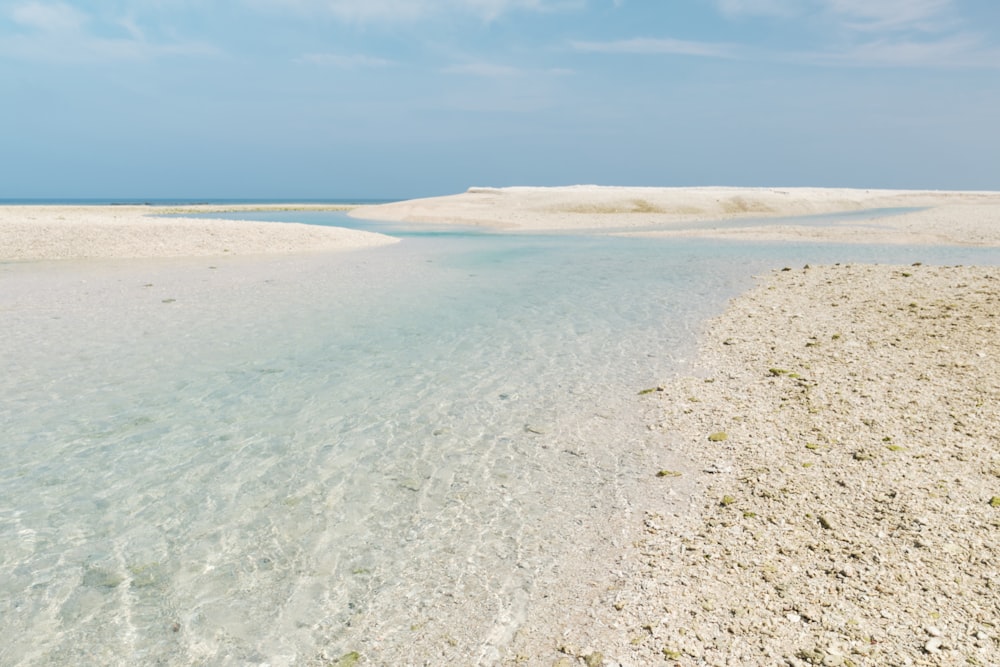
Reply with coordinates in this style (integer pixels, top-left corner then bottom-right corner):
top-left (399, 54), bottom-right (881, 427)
top-left (352, 186), bottom-right (1000, 246)
top-left (0, 205), bottom-right (396, 261)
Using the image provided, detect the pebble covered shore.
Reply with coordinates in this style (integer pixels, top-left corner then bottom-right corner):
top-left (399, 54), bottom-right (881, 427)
top-left (524, 263), bottom-right (999, 667)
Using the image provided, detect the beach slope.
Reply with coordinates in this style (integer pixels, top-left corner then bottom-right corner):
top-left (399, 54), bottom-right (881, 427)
top-left (509, 263), bottom-right (1000, 665)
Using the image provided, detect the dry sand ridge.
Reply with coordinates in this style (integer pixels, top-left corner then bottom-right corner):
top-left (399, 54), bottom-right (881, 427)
top-left (352, 186), bottom-right (1000, 246)
top-left (0, 204), bottom-right (396, 261)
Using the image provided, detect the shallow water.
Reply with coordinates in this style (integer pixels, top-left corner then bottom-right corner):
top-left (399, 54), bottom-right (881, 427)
top-left (2, 214), bottom-right (997, 666)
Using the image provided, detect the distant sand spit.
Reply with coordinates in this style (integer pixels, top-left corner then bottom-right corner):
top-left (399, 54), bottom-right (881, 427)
top-left (351, 186), bottom-right (1000, 245)
top-left (8, 188), bottom-right (999, 261)
top-left (0, 205), bottom-right (396, 261)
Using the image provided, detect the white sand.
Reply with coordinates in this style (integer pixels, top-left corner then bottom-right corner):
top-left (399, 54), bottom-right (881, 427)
top-left (508, 264), bottom-right (1000, 665)
top-left (0, 205), bottom-right (396, 261)
top-left (7, 191), bottom-right (999, 663)
top-left (352, 186), bottom-right (1000, 245)
top-left (8, 188), bottom-right (999, 261)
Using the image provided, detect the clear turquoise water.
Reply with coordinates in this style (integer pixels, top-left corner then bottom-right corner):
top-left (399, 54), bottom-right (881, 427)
top-left (2, 214), bottom-right (997, 666)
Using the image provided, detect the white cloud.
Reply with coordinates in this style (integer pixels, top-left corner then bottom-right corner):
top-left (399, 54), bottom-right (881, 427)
top-left (813, 0), bottom-right (997, 68)
top-left (708, 0), bottom-right (995, 69)
top-left (248, 0), bottom-right (575, 22)
top-left (799, 34), bottom-right (1000, 68)
top-left (296, 52), bottom-right (395, 68)
top-left (715, 0), bottom-right (797, 18)
top-left (571, 37), bottom-right (736, 58)
top-left (442, 61), bottom-right (573, 77)
top-left (823, 0), bottom-right (955, 32)
top-left (11, 1), bottom-right (87, 32)
top-left (716, 0), bottom-right (958, 30)
top-left (444, 62), bottom-right (524, 77)
top-left (2, 1), bottom-right (218, 62)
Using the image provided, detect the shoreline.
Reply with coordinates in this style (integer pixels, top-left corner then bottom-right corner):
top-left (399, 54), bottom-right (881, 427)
top-left (508, 263), bottom-right (1000, 665)
top-left (5, 186), bottom-right (1000, 261)
top-left (0, 204), bottom-right (395, 261)
top-left (5, 190), bottom-right (999, 663)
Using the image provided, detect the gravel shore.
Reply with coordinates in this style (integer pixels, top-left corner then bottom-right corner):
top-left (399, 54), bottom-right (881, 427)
top-left (515, 263), bottom-right (999, 666)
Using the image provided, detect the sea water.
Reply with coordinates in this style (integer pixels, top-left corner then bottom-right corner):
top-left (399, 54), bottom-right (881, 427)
top-left (2, 212), bottom-right (997, 666)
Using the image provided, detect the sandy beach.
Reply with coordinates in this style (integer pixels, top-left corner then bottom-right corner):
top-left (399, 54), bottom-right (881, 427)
top-left (354, 186), bottom-right (1000, 664)
top-left (4, 191), bottom-right (998, 665)
top-left (505, 263), bottom-right (1000, 665)
top-left (5, 187), bottom-right (999, 261)
top-left (0, 204), bottom-right (396, 261)
top-left (352, 186), bottom-right (1000, 246)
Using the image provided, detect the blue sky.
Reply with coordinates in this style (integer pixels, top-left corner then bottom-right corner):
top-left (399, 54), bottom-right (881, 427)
top-left (2, 0), bottom-right (998, 199)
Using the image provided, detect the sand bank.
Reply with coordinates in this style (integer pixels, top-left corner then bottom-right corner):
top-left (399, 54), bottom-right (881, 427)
top-left (0, 205), bottom-right (396, 261)
top-left (509, 263), bottom-right (1000, 665)
top-left (352, 186), bottom-right (1000, 245)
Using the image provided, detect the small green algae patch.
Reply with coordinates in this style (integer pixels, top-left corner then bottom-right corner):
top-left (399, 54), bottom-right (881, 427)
top-left (656, 469), bottom-right (683, 478)
top-left (708, 432), bottom-right (728, 442)
top-left (331, 652), bottom-right (361, 667)
top-left (720, 495), bottom-right (736, 507)
top-left (990, 496), bottom-right (1000, 508)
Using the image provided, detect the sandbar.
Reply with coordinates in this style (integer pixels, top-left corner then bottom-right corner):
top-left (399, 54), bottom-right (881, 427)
top-left (352, 185), bottom-right (1000, 245)
top-left (0, 204), bottom-right (396, 261)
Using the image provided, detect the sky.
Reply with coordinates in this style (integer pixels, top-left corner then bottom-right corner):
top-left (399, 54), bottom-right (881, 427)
top-left (1, 0), bottom-right (998, 199)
